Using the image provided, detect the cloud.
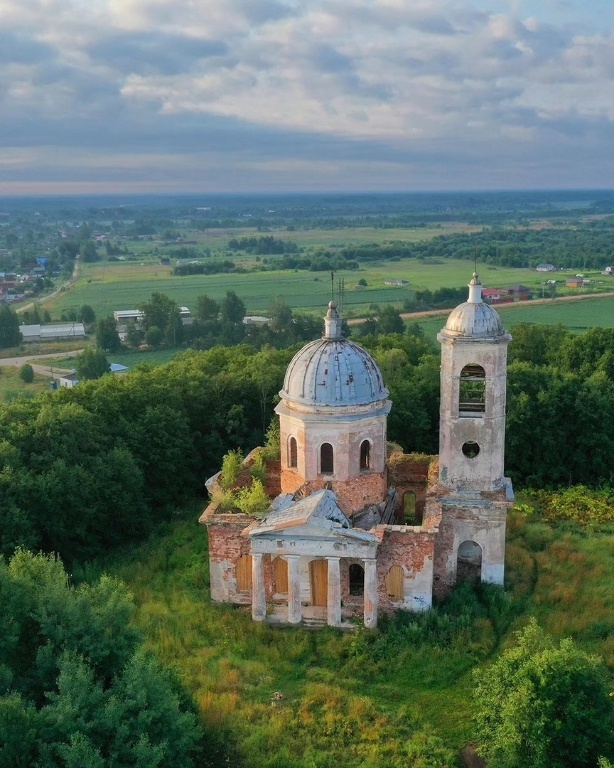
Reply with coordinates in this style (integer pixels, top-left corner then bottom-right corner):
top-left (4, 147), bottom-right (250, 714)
top-left (1, 0), bottom-right (614, 192)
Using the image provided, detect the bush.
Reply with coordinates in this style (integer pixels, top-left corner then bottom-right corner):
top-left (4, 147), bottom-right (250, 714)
top-left (235, 479), bottom-right (270, 518)
top-left (474, 619), bottom-right (614, 768)
top-left (220, 450), bottom-right (243, 490)
top-left (18, 363), bottom-right (34, 383)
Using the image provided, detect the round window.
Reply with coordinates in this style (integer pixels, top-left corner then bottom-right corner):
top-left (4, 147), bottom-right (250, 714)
top-left (462, 441), bottom-right (480, 458)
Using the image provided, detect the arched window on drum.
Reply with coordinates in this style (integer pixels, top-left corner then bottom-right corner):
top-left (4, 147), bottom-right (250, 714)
top-left (320, 443), bottom-right (334, 474)
top-left (288, 436), bottom-right (298, 468)
top-left (360, 440), bottom-right (371, 471)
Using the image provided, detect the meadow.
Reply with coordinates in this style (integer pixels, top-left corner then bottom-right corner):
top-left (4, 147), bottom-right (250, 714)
top-left (0, 365), bottom-right (53, 401)
top-left (45, 256), bottom-right (562, 320)
top-left (415, 294), bottom-right (614, 340)
top-left (86, 503), bottom-right (614, 768)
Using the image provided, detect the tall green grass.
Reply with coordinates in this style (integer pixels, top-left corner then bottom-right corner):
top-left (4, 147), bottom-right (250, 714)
top-left (84, 502), bottom-right (614, 766)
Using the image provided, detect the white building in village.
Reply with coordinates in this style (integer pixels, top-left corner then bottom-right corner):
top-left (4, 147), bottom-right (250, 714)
top-left (202, 273), bottom-right (514, 628)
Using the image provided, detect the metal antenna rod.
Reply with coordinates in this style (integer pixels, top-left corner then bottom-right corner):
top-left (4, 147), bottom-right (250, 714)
top-left (330, 270), bottom-right (335, 302)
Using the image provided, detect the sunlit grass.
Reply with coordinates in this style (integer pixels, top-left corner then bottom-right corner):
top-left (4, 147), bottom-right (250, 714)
top-left (90, 503), bottom-right (614, 767)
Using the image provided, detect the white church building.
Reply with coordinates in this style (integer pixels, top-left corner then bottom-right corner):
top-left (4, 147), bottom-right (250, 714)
top-left (201, 273), bottom-right (514, 628)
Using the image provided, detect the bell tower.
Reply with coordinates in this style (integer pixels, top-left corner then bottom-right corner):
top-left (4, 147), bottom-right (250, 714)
top-left (427, 273), bottom-right (513, 591)
top-left (437, 273), bottom-right (511, 492)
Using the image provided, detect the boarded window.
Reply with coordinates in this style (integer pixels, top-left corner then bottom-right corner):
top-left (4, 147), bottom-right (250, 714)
top-left (360, 440), bottom-right (371, 470)
top-left (320, 443), bottom-right (334, 474)
top-left (236, 555), bottom-right (252, 593)
top-left (386, 565), bottom-right (404, 601)
top-left (459, 364), bottom-right (486, 417)
top-left (349, 563), bottom-right (364, 596)
top-left (288, 436), bottom-right (298, 468)
top-left (273, 557), bottom-right (288, 594)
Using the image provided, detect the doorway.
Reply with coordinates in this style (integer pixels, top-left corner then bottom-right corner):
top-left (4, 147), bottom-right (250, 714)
top-left (309, 560), bottom-right (328, 606)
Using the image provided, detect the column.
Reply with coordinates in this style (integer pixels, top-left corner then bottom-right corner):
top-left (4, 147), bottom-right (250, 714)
top-left (251, 553), bottom-right (266, 622)
top-left (363, 558), bottom-right (378, 629)
top-left (286, 555), bottom-right (302, 624)
top-left (327, 557), bottom-right (341, 627)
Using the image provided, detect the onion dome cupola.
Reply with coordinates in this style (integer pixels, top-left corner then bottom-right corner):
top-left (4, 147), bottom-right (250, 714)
top-left (437, 273), bottom-right (512, 494)
top-left (275, 301), bottom-right (391, 510)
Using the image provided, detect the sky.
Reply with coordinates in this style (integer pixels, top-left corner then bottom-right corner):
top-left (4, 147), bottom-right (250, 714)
top-left (1, 0), bottom-right (614, 195)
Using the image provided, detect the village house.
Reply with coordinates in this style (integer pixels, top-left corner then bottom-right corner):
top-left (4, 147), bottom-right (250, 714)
top-left (201, 273), bottom-right (514, 628)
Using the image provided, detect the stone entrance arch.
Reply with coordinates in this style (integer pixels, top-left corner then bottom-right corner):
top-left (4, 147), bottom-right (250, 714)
top-left (456, 540), bottom-right (482, 584)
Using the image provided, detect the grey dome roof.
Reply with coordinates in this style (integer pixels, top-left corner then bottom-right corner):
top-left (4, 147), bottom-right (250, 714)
top-left (281, 302), bottom-right (389, 407)
top-left (443, 273), bottom-right (506, 338)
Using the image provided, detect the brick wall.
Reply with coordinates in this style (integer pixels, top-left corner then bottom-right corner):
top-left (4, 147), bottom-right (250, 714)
top-left (387, 453), bottom-right (435, 523)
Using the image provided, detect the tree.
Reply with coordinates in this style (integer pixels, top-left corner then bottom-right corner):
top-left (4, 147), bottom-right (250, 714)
top-left (267, 296), bottom-right (293, 332)
top-left (19, 363), bottom-right (34, 383)
top-left (0, 305), bottom-right (22, 348)
top-left (80, 241), bottom-right (99, 263)
top-left (474, 620), bottom-right (614, 768)
top-left (220, 290), bottom-right (245, 324)
top-left (145, 326), bottom-right (163, 347)
top-left (378, 305), bottom-right (405, 334)
top-left (95, 315), bottom-right (121, 352)
top-left (79, 304), bottom-right (96, 324)
top-left (0, 551), bottom-right (204, 767)
top-left (139, 292), bottom-right (180, 334)
top-left (76, 347), bottom-right (109, 380)
top-left (195, 294), bottom-right (219, 321)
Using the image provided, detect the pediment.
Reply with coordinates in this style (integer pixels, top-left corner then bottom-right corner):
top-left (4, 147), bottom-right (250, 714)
top-left (247, 488), bottom-right (378, 545)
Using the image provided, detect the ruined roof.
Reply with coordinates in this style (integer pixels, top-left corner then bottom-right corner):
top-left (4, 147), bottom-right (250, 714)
top-left (254, 489), bottom-right (350, 532)
top-left (280, 301), bottom-right (389, 407)
top-left (442, 273), bottom-right (507, 339)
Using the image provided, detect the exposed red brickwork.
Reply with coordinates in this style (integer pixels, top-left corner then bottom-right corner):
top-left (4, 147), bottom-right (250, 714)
top-left (280, 468), bottom-right (304, 495)
top-left (295, 471), bottom-right (388, 517)
top-left (207, 514), bottom-right (251, 563)
top-left (387, 453), bottom-right (435, 523)
top-left (376, 527), bottom-right (436, 612)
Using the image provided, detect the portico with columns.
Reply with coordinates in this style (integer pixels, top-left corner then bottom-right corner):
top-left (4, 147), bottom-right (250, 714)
top-left (247, 489), bottom-right (379, 628)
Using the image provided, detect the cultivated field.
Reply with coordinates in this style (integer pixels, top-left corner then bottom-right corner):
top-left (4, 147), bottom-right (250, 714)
top-left (415, 294), bottom-right (614, 339)
top-left (44, 257), bottom-right (566, 319)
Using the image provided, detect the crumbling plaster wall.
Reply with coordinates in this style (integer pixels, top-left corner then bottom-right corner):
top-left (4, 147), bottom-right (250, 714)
top-left (206, 513), bottom-right (253, 604)
top-left (438, 339), bottom-right (508, 493)
top-left (376, 527), bottom-right (437, 612)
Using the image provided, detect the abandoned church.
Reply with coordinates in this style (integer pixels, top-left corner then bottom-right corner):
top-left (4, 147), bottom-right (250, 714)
top-left (201, 273), bottom-right (514, 628)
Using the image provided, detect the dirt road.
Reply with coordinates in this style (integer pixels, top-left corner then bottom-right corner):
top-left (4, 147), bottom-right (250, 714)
top-left (347, 290), bottom-right (614, 325)
top-left (0, 350), bottom-right (83, 378)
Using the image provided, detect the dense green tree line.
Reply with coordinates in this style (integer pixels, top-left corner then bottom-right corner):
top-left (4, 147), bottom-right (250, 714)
top-left (227, 235), bottom-right (298, 254)
top-left (0, 550), bottom-right (205, 767)
top-left (0, 346), bottom-right (290, 561)
top-left (2, 321), bottom-right (614, 562)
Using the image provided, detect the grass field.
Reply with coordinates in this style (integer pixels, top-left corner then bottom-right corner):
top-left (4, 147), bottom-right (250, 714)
top-left (89, 503), bottom-right (614, 767)
top-left (415, 295), bottom-right (614, 340)
top-left (44, 258), bottom-right (561, 320)
top-left (0, 366), bottom-right (53, 402)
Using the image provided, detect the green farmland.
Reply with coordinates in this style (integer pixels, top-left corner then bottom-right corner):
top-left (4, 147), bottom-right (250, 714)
top-left (45, 258), bottom-right (558, 319)
top-left (415, 294), bottom-right (614, 340)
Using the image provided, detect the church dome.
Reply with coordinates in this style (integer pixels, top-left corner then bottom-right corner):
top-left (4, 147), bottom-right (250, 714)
top-left (280, 302), bottom-right (389, 407)
top-left (443, 273), bottom-right (506, 338)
